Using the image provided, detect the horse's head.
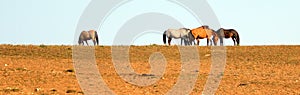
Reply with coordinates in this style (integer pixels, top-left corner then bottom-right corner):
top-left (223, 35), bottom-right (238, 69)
top-left (181, 28), bottom-right (189, 31)
top-left (212, 34), bottom-right (219, 46)
top-left (188, 31), bottom-right (195, 40)
top-left (185, 28), bottom-right (191, 33)
top-left (217, 28), bottom-right (224, 32)
top-left (78, 38), bottom-right (82, 45)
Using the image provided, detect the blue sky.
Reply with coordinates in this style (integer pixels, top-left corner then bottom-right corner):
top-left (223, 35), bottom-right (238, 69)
top-left (0, 0), bottom-right (299, 45)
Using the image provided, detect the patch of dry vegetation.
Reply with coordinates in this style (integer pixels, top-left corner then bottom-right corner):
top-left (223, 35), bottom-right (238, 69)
top-left (0, 45), bottom-right (299, 94)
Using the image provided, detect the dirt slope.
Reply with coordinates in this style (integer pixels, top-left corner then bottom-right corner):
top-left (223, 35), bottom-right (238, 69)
top-left (0, 45), bottom-right (299, 95)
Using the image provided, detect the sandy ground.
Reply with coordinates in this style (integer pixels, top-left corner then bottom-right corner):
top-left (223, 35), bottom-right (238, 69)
top-left (0, 45), bottom-right (299, 95)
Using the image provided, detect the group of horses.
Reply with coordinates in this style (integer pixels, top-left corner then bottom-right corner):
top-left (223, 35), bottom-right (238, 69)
top-left (163, 25), bottom-right (240, 46)
top-left (78, 25), bottom-right (240, 46)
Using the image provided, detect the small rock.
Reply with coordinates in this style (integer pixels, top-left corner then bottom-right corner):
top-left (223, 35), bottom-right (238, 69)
top-left (205, 54), bottom-right (211, 57)
top-left (141, 74), bottom-right (155, 76)
top-left (78, 91), bottom-right (84, 94)
top-left (238, 83), bottom-right (248, 87)
top-left (34, 88), bottom-right (41, 92)
top-left (65, 69), bottom-right (75, 73)
top-left (4, 64), bottom-right (8, 67)
top-left (66, 89), bottom-right (76, 93)
top-left (50, 88), bottom-right (57, 92)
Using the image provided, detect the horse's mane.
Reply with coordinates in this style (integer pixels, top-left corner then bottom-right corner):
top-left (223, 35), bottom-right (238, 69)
top-left (220, 28), bottom-right (236, 31)
top-left (196, 25), bottom-right (209, 29)
top-left (180, 28), bottom-right (191, 31)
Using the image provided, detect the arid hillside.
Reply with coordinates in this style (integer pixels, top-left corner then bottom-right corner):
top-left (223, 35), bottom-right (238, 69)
top-left (0, 45), bottom-right (299, 95)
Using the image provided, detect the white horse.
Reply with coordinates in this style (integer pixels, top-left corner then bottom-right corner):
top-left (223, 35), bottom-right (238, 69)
top-left (78, 30), bottom-right (99, 46)
top-left (163, 28), bottom-right (194, 46)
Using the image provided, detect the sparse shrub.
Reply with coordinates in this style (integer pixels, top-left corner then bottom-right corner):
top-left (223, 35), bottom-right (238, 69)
top-left (2, 87), bottom-right (20, 92)
top-left (66, 89), bottom-right (76, 93)
top-left (39, 44), bottom-right (47, 48)
top-left (50, 88), bottom-right (57, 92)
top-left (16, 68), bottom-right (27, 71)
top-left (78, 91), bottom-right (84, 94)
top-left (65, 69), bottom-right (75, 73)
top-left (150, 44), bottom-right (158, 46)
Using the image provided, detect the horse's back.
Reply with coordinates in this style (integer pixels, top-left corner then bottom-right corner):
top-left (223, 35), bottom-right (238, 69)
top-left (88, 30), bottom-right (98, 39)
top-left (165, 28), bottom-right (190, 38)
top-left (79, 31), bottom-right (91, 40)
top-left (88, 30), bottom-right (96, 34)
top-left (192, 28), bottom-right (207, 38)
top-left (222, 28), bottom-right (237, 33)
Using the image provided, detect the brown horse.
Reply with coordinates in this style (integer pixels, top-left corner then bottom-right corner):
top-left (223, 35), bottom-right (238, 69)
top-left (190, 25), bottom-right (218, 46)
top-left (78, 30), bottom-right (99, 46)
top-left (216, 28), bottom-right (240, 46)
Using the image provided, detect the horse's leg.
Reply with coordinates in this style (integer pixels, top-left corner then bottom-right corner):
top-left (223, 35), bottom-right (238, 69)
top-left (197, 39), bottom-right (200, 46)
top-left (220, 37), bottom-right (224, 46)
top-left (232, 37), bottom-right (236, 46)
top-left (93, 40), bottom-right (96, 46)
top-left (183, 39), bottom-right (186, 46)
top-left (210, 38), bottom-right (213, 46)
top-left (81, 41), bottom-right (84, 46)
top-left (187, 38), bottom-right (190, 45)
top-left (168, 37), bottom-right (172, 46)
top-left (186, 39), bottom-right (190, 46)
top-left (208, 38), bottom-right (212, 46)
top-left (207, 38), bottom-right (209, 46)
top-left (185, 38), bottom-right (189, 46)
top-left (181, 38), bottom-right (183, 46)
top-left (85, 41), bottom-right (89, 46)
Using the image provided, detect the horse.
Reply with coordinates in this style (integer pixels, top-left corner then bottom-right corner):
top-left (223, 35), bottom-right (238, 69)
top-left (211, 31), bottom-right (219, 46)
top-left (216, 28), bottom-right (240, 46)
top-left (163, 28), bottom-right (193, 46)
top-left (190, 25), bottom-right (219, 46)
top-left (78, 30), bottom-right (99, 46)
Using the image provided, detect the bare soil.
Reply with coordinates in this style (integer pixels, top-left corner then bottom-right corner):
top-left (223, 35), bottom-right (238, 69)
top-left (0, 45), bottom-right (299, 95)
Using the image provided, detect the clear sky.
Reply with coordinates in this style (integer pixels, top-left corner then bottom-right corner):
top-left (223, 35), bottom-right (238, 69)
top-left (0, 0), bottom-right (299, 46)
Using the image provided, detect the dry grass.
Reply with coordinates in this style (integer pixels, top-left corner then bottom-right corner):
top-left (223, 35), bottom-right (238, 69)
top-left (0, 45), bottom-right (299, 95)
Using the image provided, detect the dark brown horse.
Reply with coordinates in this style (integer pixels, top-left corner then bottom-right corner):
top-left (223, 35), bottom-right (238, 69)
top-left (190, 25), bottom-right (218, 46)
top-left (216, 28), bottom-right (240, 46)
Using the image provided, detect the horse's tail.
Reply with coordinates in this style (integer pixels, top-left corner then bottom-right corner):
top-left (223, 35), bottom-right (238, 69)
top-left (78, 32), bottom-right (83, 45)
top-left (95, 31), bottom-right (99, 45)
top-left (163, 31), bottom-right (167, 45)
top-left (78, 36), bottom-right (81, 45)
top-left (233, 30), bottom-right (240, 46)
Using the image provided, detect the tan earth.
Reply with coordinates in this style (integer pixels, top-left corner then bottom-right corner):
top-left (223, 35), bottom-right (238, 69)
top-left (0, 45), bottom-right (299, 95)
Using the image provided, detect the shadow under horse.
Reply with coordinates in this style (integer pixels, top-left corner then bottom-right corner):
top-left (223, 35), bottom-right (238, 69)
top-left (216, 28), bottom-right (240, 46)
